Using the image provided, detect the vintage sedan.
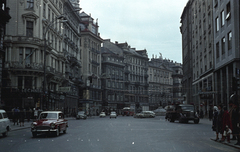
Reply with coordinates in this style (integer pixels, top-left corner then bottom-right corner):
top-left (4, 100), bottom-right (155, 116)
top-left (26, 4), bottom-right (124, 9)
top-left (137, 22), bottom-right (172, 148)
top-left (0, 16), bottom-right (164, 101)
top-left (0, 109), bottom-right (11, 137)
top-left (31, 111), bottom-right (68, 137)
top-left (76, 111), bottom-right (87, 120)
top-left (99, 112), bottom-right (106, 118)
top-left (110, 111), bottom-right (117, 119)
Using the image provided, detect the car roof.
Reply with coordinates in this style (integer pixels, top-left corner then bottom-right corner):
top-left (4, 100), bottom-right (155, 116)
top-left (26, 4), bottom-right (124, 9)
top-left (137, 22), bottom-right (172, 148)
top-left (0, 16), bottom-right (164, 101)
top-left (0, 109), bottom-right (6, 113)
top-left (41, 111), bottom-right (63, 114)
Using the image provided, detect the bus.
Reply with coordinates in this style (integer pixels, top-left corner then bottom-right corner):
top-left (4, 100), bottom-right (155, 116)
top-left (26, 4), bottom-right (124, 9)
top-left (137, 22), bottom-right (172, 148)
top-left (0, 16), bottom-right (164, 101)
top-left (122, 107), bottom-right (134, 116)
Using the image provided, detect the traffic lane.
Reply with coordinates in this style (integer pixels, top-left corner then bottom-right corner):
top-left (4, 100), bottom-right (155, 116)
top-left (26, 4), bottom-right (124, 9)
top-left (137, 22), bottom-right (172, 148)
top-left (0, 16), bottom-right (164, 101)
top-left (0, 116), bottom-right (238, 152)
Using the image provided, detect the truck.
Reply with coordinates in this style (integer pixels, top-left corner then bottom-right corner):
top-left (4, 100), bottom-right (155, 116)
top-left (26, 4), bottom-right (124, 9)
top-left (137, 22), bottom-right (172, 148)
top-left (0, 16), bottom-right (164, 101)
top-left (165, 104), bottom-right (199, 124)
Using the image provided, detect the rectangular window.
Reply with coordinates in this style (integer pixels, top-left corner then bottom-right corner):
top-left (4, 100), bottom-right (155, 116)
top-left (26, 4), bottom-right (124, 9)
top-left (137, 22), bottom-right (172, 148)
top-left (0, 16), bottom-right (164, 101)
top-left (215, 17), bottom-right (219, 32)
top-left (216, 42), bottom-right (220, 58)
top-left (221, 10), bottom-right (225, 26)
top-left (19, 48), bottom-right (23, 62)
top-left (43, 3), bottom-right (46, 18)
top-left (48, 8), bottom-right (51, 20)
top-left (226, 2), bottom-right (231, 20)
top-left (25, 48), bottom-right (33, 64)
top-left (27, 0), bottom-right (34, 9)
top-left (18, 76), bottom-right (23, 90)
top-left (25, 76), bottom-right (33, 89)
top-left (221, 37), bottom-right (225, 55)
top-left (228, 31), bottom-right (232, 50)
top-left (26, 21), bottom-right (33, 37)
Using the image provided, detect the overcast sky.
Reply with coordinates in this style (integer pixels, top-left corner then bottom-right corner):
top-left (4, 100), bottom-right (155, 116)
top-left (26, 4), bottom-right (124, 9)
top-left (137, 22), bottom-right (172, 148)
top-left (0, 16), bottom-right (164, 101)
top-left (80, 0), bottom-right (188, 63)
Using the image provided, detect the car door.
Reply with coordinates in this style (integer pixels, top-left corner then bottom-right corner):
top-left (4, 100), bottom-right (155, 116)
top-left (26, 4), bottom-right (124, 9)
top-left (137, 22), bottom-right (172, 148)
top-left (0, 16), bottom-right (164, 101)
top-left (58, 113), bottom-right (66, 130)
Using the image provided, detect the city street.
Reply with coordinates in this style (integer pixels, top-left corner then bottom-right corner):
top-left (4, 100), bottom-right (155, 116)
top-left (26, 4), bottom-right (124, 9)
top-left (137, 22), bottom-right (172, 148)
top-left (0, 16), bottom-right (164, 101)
top-left (0, 116), bottom-right (239, 152)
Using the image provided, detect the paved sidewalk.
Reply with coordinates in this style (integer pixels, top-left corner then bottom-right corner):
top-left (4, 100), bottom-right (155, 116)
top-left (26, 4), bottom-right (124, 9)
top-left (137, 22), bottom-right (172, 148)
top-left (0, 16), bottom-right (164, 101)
top-left (199, 117), bottom-right (240, 150)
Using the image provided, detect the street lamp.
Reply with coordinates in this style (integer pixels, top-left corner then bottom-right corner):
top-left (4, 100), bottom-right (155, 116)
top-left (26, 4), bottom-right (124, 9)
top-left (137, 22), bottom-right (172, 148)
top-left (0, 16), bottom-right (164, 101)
top-left (42, 9), bottom-right (80, 110)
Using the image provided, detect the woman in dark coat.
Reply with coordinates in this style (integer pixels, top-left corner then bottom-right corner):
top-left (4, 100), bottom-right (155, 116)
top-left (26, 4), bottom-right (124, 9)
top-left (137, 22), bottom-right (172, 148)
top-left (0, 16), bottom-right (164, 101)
top-left (215, 104), bottom-right (224, 141)
top-left (221, 106), bottom-right (232, 143)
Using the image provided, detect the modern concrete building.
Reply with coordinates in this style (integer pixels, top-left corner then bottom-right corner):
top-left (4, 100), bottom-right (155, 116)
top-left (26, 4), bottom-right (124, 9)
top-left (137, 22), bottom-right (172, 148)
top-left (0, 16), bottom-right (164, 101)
top-left (79, 12), bottom-right (103, 115)
top-left (180, 1), bottom-right (193, 105)
top-left (181, 0), bottom-right (215, 112)
top-left (212, 0), bottom-right (240, 107)
top-left (3, 0), bottom-right (81, 114)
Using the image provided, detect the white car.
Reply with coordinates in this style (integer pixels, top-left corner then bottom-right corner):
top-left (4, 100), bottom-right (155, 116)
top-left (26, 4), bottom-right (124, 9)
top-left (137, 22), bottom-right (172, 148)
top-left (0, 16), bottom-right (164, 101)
top-left (110, 112), bottom-right (117, 119)
top-left (99, 112), bottom-right (106, 118)
top-left (0, 109), bottom-right (11, 137)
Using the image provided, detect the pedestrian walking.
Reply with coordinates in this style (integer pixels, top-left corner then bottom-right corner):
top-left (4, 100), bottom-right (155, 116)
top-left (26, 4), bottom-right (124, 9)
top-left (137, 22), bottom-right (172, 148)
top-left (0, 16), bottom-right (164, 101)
top-left (212, 106), bottom-right (219, 140)
top-left (19, 108), bottom-right (25, 127)
top-left (200, 109), bottom-right (204, 119)
top-left (13, 107), bottom-right (20, 125)
top-left (229, 101), bottom-right (239, 141)
top-left (220, 106), bottom-right (232, 143)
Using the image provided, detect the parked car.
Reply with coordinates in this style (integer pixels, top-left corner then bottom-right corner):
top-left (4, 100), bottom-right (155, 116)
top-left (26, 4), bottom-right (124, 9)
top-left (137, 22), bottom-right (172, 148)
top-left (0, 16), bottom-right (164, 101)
top-left (110, 111), bottom-right (117, 119)
top-left (76, 111), bottom-right (87, 120)
top-left (134, 111), bottom-right (155, 118)
top-left (31, 111), bottom-right (68, 137)
top-left (166, 104), bottom-right (199, 124)
top-left (0, 109), bottom-right (11, 137)
top-left (99, 112), bottom-right (106, 118)
top-left (153, 107), bottom-right (166, 116)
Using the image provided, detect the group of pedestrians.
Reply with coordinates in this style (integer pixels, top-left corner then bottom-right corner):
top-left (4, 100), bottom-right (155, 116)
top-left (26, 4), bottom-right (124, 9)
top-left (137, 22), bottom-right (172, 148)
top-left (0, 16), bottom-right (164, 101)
top-left (212, 101), bottom-right (240, 145)
top-left (12, 107), bottom-right (33, 127)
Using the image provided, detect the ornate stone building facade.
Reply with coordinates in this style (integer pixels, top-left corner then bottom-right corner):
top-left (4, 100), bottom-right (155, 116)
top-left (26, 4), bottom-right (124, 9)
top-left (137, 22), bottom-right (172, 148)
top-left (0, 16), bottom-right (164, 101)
top-left (148, 55), bottom-right (174, 110)
top-left (79, 12), bottom-right (103, 115)
top-left (3, 0), bottom-right (81, 115)
top-left (0, 0), bottom-right (11, 108)
top-left (101, 39), bottom-right (125, 113)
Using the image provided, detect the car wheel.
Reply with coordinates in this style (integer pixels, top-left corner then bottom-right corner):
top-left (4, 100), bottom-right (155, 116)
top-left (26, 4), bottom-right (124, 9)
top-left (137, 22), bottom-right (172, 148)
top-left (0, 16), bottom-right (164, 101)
top-left (194, 119), bottom-right (199, 124)
top-left (32, 132), bottom-right (37, 138)
top-left (63, 128), bottom-right (67, 134)
top-left (2, 131), bottom-right (8, 137)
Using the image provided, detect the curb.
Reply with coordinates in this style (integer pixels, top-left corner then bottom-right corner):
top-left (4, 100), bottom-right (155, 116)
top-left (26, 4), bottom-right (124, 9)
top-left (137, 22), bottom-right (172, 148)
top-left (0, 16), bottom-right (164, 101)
top-left (211, 138), bottom-right (240, 150)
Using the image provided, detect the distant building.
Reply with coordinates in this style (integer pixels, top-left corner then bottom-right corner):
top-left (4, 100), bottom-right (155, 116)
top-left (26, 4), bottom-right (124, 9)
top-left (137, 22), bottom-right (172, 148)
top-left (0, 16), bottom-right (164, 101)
top-left (116, 42), bottom-right (149, 111)
top-left (148, 55), bottom-right (173, 109)
top-left (101, 39), bottom-right (125, 112)
top-left (79, 12), bottom-right (103, 115)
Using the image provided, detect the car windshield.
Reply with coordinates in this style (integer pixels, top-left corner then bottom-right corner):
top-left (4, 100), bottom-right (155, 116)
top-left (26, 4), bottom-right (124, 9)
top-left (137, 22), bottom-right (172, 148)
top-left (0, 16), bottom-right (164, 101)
top-left (78, 111), bottom-right (85, 114)
top-left (111, 112), bottom-right (116, 114)
top-left (39, 113), bottom-right (58, 119)
top-left (181, 106), bottom-right (194, 111)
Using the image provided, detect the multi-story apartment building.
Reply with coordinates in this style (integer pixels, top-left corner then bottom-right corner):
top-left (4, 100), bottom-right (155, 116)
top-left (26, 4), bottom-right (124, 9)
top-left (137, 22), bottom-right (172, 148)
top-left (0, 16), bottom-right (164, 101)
top-left (181, 0), bottom-right (214, 112)
top-left (116, 42), bottom-right (149, 111)
top-left (0, 0), bottom-right (11, 108)
top-left (180, 1), bottom-right (193, 105)
top-left (148, 55), bottom-right (173, 110)
top-left (213, 0), bottom-right (240, 106)
top-left (79, 12), bottom-right (103, 115)
top-left (101, 39), bottom-right (125, 113)
top-left (3, 0), bottom-right (81, 113)
top-left (62, 0), bottom-right (82, 115)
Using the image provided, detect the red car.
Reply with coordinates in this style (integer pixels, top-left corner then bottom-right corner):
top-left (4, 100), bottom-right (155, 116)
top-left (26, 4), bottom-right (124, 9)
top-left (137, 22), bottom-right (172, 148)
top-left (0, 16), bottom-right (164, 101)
top-left (31, 111), bottom-right (68, 137)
